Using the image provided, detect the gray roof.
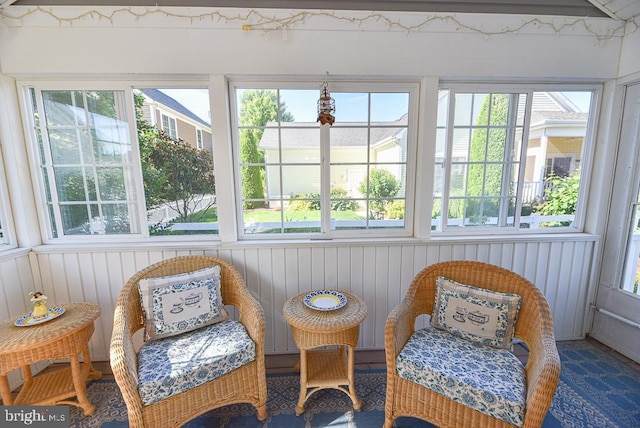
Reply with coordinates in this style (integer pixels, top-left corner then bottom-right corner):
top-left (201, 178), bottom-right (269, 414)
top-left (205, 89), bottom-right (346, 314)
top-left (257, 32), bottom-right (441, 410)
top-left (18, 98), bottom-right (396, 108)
top-left (530, 111), bottom-right (588, 124)
top-left (259, 116), bottom-right (407, 149)
top-left (140, 88), bottom-right (210, 128)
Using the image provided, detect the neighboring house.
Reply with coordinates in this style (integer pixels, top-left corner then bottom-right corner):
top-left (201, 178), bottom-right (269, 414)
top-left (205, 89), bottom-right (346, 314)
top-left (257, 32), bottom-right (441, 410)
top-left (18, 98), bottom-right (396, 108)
top-left (438, 91), bottom-right (587, 203)
top-left (525, 92), bottom-right (587, 188)
top-left (260, 91), bottom-right (585, 205)
top-left (258, 115), bottom-right (408, 203)
top-left (139, 88), bottom-right (213, 153)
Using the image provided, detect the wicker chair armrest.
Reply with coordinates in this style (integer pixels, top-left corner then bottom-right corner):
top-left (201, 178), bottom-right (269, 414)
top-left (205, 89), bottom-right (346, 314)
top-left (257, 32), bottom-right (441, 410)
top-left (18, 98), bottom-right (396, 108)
top-left (521, 328), bottom-right (561, 427)
top-left (110, 305), bottom-right (144, 427)
top-left (234, 286), bottom-right (266, 348)
top-left (384, 298), bottom-right (418, 370)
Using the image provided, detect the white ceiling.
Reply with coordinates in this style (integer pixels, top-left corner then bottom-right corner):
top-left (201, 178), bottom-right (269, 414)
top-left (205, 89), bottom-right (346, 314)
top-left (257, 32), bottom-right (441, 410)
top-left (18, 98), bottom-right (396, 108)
top-left (1, 0), bottom-right (639, 20)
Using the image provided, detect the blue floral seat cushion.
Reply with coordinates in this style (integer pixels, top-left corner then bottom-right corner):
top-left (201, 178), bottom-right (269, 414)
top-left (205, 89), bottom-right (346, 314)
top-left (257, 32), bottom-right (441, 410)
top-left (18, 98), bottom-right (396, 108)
top-left (137, 319), bottom-right (256, 406)
top-left (396, 327), bottom-right (526, 427)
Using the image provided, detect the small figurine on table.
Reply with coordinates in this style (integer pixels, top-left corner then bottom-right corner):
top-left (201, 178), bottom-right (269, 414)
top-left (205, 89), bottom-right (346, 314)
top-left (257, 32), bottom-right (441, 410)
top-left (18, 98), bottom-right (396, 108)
top-left (29, 291), bottom-right (48, 319)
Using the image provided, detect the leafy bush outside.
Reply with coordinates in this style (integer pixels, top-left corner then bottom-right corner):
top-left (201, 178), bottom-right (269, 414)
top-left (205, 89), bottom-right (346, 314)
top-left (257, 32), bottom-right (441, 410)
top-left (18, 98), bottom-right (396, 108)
top-left (359, 169), bottom-right (401, 219)
top-left (289, 187), bottom-right (359, 212)
top-left (536, 168), bottom-right (580, 227)
top-left (387, 200), bottom-right (405, 219)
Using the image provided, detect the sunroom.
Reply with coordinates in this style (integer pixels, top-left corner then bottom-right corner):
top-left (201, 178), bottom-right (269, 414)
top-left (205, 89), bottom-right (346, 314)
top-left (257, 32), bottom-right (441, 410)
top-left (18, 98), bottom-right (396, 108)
top-left (0, 0), bottom-right (638, 426)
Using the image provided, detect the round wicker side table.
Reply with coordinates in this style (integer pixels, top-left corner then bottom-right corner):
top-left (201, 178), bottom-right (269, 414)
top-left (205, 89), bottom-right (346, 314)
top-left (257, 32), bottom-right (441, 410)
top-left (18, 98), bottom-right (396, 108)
top-left (0, 302), bottom-right (102, 416)
top-left (283, 291), bottom-right (367, 415)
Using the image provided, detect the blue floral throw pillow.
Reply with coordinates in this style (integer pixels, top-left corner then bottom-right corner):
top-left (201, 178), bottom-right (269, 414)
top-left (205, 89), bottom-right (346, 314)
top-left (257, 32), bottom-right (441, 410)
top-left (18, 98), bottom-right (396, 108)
top-left (431, 276), bottom-right (521, 349)
top-left (138, 265), bottom-right (229, 341)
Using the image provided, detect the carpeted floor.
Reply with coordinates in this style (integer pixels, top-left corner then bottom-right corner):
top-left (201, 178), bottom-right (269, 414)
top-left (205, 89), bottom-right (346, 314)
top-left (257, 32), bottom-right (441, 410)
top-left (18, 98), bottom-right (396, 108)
top-left (68, 340), bottom-right (640, 427)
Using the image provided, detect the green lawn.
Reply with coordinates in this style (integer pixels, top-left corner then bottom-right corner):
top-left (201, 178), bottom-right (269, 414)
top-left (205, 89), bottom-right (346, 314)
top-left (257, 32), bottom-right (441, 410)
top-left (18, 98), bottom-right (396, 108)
top-left (180, 208), bottom-right (363, 223)
top-left (244, 209), bottom-right (363, 222)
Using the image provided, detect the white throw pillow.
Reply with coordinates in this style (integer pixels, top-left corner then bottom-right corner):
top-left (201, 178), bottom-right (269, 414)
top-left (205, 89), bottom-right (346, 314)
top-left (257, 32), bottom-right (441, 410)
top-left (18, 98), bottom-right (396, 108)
top-left (138, 265), bottom-right (228, 341)
top-left (431, 276), bottom-right (521, 349)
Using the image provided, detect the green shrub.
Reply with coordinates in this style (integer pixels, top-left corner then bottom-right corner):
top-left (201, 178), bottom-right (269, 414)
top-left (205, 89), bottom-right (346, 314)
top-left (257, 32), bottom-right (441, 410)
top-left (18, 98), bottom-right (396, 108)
top-left (330, 187), bottom-right (359, 211)
top-left (289, 193), bottom-right (320, 211)
top-left (289, 187), bottom-right (358, 212)
top-left (359, 169), bottom-right (401, 219)
top-left (386, 200), bottom-right (405, 219)
top-left (536, 169), bottom-right (580, 227)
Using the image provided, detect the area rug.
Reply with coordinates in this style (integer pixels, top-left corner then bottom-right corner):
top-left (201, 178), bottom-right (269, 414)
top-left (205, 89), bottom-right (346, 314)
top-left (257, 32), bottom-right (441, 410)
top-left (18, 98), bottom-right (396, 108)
top-left (68, 340), bottom-right (640, 427)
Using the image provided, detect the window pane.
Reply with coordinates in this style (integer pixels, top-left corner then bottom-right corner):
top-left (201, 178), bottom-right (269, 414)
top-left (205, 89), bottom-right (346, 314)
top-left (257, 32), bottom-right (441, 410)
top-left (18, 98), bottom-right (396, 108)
top-left (97, 167), bottom-right (126, 200)
top-left (102, 204), bottom-right (132, 234)
top-left (521, 91), bottom-right (591, 229)
top-left (438, 88), bottom-right (592, 232)
top-left (48, 129), bottom-right (87, 164)
top-left (43, 91), bottom-right (84, 127)
top-left (281, 126), bottom-right (320, 163)
top-left (361, 167), bottom-right (403, 220)
top-left (283, 165), bottom-right (321, 195)
top-left (279, 90), bottom-right (317, 122)
top-left (332, 92), bottom-right (368, 122)
top-left (235, 84), bottom-right (414, 237)
top-left (60, 204), bottom-right (90, 235)
top-left (371, 93), bottom-right (409, 122)
top-left (136, 88), bottom-right (216, 236)
top-left (37, 89), bottom-right (138, 237)
top-left (54, 167), bottom-right (88, 202)
top-left (621, 189), bottom-right (640, 295)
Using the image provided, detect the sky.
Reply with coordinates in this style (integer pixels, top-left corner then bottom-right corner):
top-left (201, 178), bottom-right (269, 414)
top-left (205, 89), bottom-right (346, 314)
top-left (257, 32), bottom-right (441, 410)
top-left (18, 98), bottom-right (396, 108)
top-left (158, 88), bottom-right (410, 124)
top-left (158, 88), bottom-right (593, 125)
top-left (158, 88), bottom-right (212, 123)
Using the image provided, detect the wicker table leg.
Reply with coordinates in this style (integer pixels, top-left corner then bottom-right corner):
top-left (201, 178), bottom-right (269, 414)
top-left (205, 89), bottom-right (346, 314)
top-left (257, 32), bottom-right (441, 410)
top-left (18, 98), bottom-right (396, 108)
top-left (0, 374), bottom-right (13, 405)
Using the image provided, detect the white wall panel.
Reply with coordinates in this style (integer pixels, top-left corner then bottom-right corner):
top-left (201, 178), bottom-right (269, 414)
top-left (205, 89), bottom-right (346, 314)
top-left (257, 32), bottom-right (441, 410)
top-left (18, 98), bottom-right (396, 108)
top-left (0, 251), bottom-right (34, 322)
top-left (10, 237), bottom-right (596, 361)
top-left (0, 8), bottom-right (626, 81)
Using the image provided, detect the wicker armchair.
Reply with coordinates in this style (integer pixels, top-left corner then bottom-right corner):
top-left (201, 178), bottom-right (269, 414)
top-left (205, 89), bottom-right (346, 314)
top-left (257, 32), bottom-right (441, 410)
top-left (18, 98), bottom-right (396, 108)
top-left (384, 260), bottom-right (560, 428)
top-left (110, 256), bottom-right (268, 428)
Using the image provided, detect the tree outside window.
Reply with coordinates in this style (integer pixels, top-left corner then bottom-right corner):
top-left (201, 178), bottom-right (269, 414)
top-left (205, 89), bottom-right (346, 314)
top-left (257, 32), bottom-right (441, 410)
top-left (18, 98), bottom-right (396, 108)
top-left (134, 90), bottom-right (217, 236)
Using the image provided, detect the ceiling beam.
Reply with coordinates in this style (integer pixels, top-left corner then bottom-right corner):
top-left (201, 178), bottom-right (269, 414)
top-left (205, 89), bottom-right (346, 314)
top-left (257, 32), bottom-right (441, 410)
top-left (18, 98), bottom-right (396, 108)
top-left (0, 0), bottom-right (20, 10)
top-left (9, 0), bottom-right (611, 18)
top-left (584, 0), bottom-right (622, 19)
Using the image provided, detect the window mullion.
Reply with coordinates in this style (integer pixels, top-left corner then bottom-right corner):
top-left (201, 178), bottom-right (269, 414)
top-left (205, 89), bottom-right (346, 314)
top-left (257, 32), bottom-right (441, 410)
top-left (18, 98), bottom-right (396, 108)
top-left (35, 90), bottom-right (65, 238)
top-left (441, 90), bottom-right (455, 231)
top-left (320, 123), bottom-right (331, 235)
top-left (498, 93), bottom-right (519, 227)
top-left (513, 91), bottom-right (534, 228)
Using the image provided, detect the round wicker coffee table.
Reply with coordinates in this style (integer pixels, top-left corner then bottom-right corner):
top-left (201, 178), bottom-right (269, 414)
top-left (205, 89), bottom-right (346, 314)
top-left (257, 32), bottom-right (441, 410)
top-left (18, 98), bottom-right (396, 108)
top-left (0, 302), bottom-right (102, 415)
top-left (283, 290), bottom-right (367, 415)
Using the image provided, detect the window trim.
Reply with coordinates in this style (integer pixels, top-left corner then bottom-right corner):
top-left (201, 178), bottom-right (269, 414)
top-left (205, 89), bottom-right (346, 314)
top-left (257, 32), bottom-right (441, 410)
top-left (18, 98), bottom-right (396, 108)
top-left (433, 81), bottom-right (602, 236)
top-left (0, 146), bottom-right (17, 250)
top-left (160, 112), bottom-right (178, 139)
top-left (20, 80), bottom-right (225, 244)
top-left (18, 82), bottom-right (150, 243)
top-left (228, 78), bottom-right (420, 240)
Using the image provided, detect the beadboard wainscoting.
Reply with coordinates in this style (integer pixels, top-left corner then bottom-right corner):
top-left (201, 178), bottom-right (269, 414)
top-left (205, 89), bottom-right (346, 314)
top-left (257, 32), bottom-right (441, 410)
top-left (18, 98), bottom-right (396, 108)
top-left (2, 236), bottom-right (599, 365)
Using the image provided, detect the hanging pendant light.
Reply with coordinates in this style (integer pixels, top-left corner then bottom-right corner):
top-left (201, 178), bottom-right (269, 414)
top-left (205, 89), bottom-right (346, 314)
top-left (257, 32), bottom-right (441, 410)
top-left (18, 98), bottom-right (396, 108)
top-left (317, 72), bottom-right (335, 126)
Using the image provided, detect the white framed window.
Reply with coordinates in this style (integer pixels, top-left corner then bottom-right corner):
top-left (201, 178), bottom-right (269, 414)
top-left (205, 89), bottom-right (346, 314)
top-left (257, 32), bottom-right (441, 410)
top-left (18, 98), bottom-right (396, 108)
top-left (25, 87), bottom-right (143, 238)
top-left (433, 84), bottom-right (598, 233)
top-left (230, 80), bottom-right (418, 239)
top-left (161, 113), bottom-right (177, 139)
top-left (23, 83), bottom-right (219, 240)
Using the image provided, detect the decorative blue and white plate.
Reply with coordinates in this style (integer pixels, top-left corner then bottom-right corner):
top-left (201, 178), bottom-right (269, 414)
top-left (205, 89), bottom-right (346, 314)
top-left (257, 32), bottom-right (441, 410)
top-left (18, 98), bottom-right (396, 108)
top-left (303, 290), bottom-right (347, 311)
top-left (14, 307), bottom-right (65, 327)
